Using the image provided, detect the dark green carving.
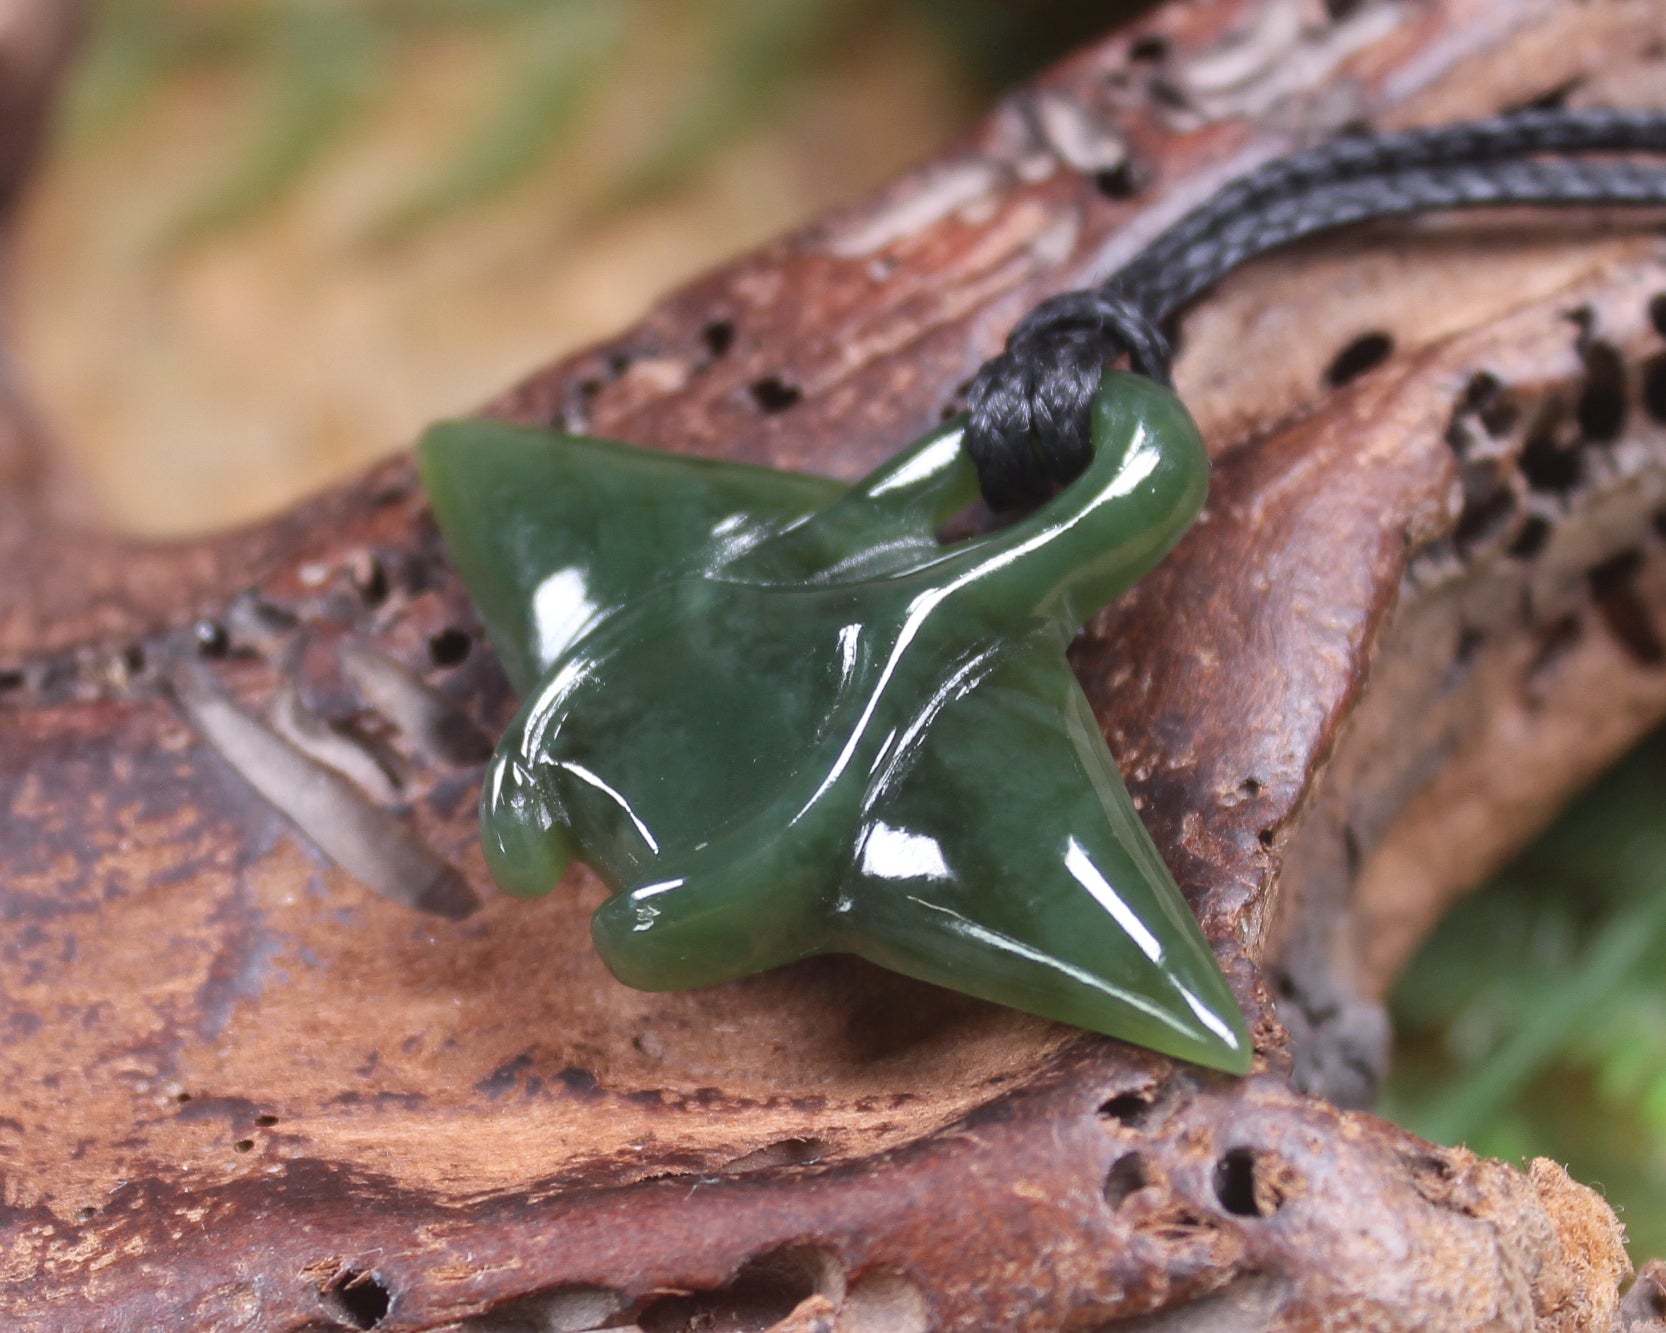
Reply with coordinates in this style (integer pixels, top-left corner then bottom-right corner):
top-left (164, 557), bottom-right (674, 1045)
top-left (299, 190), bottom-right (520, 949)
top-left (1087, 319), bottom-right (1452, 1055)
top-left (419, 371), bottom-right (1250, 1073)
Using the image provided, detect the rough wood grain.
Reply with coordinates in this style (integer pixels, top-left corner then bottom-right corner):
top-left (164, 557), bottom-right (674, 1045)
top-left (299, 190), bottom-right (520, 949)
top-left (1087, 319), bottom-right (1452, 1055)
top-left (3, 1), bottom-right (1665, 1330)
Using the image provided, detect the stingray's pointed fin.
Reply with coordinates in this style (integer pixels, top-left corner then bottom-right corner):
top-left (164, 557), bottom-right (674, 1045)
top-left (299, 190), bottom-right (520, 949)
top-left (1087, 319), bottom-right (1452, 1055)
top-left (837, 646), bottom-right (1252, 1074)
top-left (419, 420), bottom-right (843, 689)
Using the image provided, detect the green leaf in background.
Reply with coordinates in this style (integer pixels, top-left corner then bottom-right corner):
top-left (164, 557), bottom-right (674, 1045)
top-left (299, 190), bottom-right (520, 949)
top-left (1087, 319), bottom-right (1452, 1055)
top-left (1384, 727), bottom-right (1666, 1260)
top-left (59, 0), bottom-right (169, 138)
top-left (593, 0), bottom-right (856, 214)
top-left (165, 3), bottom-right (383, 248)
top-left (368, 0), bottom-right (624, 245)
top-left (78, 0), bottom-right (1143, 247)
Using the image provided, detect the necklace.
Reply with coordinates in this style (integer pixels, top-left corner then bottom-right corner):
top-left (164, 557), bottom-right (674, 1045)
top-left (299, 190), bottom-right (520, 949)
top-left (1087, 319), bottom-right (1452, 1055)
top-left (420, 108), bottom-right (1666, 1074)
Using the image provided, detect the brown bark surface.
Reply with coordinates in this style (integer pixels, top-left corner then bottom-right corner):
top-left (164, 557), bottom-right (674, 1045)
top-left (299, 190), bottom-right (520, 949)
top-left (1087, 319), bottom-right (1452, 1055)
top-left (3, 2), bottom-right (1665, 1330)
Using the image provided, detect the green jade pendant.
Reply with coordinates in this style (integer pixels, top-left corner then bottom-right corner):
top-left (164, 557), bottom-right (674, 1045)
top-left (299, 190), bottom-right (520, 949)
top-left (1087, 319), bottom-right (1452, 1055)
top-left (419, 371), bottom-right (1252, 1074)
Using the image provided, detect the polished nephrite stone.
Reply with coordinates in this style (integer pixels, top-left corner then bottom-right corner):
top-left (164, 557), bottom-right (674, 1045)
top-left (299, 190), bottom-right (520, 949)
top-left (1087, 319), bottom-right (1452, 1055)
top-left (419, 372), bottom-right (1251, 1074)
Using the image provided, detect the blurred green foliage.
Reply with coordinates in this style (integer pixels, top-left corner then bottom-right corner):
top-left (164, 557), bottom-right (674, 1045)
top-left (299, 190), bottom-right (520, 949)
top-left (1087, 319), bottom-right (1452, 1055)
top-left (1384, 727), bottom-right (1666, 1260)
top-left (62, 0), bottom-right (1144, 247)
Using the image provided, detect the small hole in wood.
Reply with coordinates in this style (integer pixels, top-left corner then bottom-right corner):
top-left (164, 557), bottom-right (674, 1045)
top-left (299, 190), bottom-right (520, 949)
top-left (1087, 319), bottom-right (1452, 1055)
top-left (232, 1139), bottom-right (254, 1154)
top-left (701, 319), bottom-right (736, 360)
top-left (1576, 341), bottom-right (1628, 442)
top-left (749, 376), bottom-right (802, 413)
top-left (1128, 33), bottom-right (1169, 63)
top-left (323, 1270), bottom-right (393, 1330)
top-left (1643, 354), bottom-right (1666, 426)
top-left (1325, 332), bottom-right (1393, 388)
top-left (1456, 370), bottom-right (1519, 439)
top-left (1649, 293), bottom-right (1666, 341)
top-left (428, 629), bottom-right (472, 667)
top-left (255, 1114), bottom-right (279, 1128)
top-left (1507, 515), bottom-right (1552, 560)
top-left (1519, 408), bottom-right (1583, 495)
top-left (194, 621), bottom-right (230, 658)
top-left (1098, 1092), bottom-right (1151, 1128)
top-left (1104, 1152), bottom-right (1152, 1209)
top-left (1515, 80), bottom-right (1579, 113)
top-left (1093, 159), bottom-right (1144, 200)
top-left (1455, 471), bottom-right (1516, 552)
top-left (1589, 550), bottom-right (1665, 667)
top-left (0, 668), bottom-right (22, 692)
top-left (1213, 1146), bottom-right (1286, 1217)
top-left (75, 1206), bottom-right (97, 1223)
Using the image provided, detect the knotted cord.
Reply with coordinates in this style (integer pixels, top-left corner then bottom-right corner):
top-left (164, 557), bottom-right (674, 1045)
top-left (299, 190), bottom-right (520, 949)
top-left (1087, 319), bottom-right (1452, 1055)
top-left (964, 107), bottom-right (1666, 508)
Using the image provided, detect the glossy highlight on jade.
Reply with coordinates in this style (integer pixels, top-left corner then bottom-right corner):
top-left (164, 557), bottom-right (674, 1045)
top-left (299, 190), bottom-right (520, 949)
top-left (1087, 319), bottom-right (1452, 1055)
top-left (418, 371), bottom-right (1252, 1074)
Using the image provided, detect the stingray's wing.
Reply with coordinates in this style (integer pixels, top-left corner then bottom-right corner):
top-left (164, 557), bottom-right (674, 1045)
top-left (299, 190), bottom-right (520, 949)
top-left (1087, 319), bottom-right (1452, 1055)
top-left (837, 645), bottom-right (1251, 1073)
top-left (419, 420), bottom-right (842, 690)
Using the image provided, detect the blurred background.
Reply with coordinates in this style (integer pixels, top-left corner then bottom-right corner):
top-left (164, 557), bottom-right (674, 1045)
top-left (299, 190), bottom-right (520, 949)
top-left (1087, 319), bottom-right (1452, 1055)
top-left (15, 0), bottom-right (1125, 536)
top-left (15, 0), bottom-right (1664, 1261)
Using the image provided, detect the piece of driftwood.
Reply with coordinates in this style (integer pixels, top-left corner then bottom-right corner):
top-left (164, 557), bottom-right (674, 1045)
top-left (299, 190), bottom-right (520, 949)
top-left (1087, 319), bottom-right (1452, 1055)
top-left (4, 1), bottom-right (1666, 1329)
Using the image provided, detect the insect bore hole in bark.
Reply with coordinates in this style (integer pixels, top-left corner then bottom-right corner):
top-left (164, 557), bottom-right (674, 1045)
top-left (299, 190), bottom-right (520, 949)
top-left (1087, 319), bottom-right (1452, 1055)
top-left (1098, 1092), bottom-right (1152, 1128)
top-left (428, 628), bottom-right (472, 667)
top-left (1104, 1152), bottom-right (1153, 1209)
top-left (1126, 34), bottom-right (1169, 64)
top-left (750, 376), bottom-right (802, 413)
top-left (1575, 341), bottom-right (1627, 442)
top-left (1508, 515), bottom-right (1552, 561)
top-left (1649, 293), bottom-right (1666, 341)
top-left (1213, 1147), bottom-right (1292, 1217)
top-left (1642, 353), bottom-right (1666, 426)
top-left (701, 319), bottom-right (735, 360)
top-left (1519, 404), bottom-right (1584, 495)
top-left (1588, 549), bottom-right (1666, 667)
top-left (323, 1270), bottom-right (393, 1330)
top-left (194, 621), bottom-right (230, 658)
top-left (1094, 159), bottom-right (1145, 200)
top-left (1325, 332), bottom-right (1393, 388)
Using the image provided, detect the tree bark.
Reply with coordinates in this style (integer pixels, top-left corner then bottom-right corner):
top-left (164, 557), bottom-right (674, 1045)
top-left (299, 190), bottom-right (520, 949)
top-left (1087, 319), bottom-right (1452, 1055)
top-left (3, 1), bottom-right (1665, 1330)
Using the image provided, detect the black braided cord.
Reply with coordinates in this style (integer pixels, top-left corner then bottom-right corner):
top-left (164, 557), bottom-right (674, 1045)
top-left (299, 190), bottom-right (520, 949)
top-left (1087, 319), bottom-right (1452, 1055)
top-left (965, 107), bottom-right (1666, 509)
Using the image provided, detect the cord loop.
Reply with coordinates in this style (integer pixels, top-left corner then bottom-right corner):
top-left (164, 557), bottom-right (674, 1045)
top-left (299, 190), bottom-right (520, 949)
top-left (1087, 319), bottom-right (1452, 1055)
top-left (962, 107), bottom-right (1666, 511)
top-left (965, 291), bottom-right (1169, 509)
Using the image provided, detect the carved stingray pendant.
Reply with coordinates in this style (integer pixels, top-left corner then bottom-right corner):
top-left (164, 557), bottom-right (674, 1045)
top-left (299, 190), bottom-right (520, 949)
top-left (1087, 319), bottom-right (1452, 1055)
top-left (418, 371), bottom-right (1252, 1073)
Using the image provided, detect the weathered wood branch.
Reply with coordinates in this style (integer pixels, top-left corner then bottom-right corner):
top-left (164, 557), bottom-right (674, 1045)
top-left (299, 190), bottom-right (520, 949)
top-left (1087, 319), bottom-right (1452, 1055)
top-left (3, 1), bottom-right (1666, 1330)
